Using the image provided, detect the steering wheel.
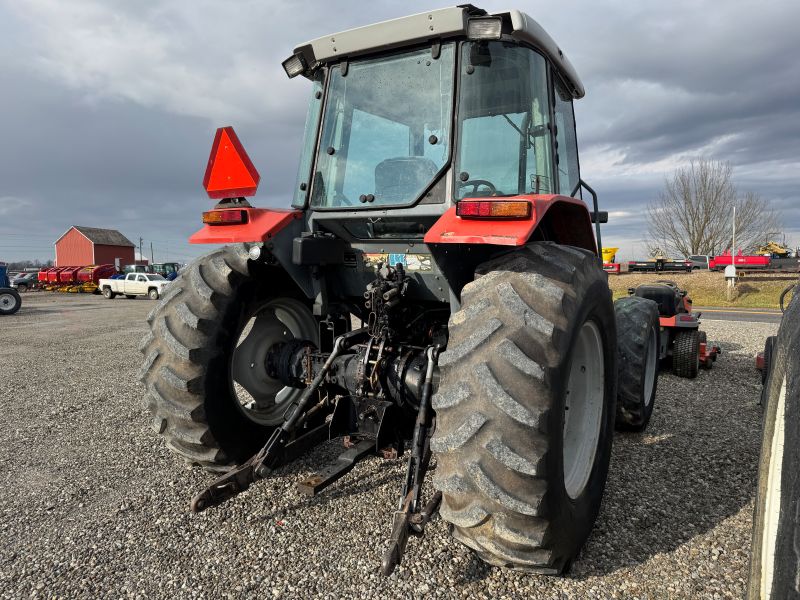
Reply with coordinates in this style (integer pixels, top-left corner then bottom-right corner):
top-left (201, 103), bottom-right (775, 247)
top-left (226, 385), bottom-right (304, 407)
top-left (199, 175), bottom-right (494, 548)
top-left (459, 179), bottom-right (497, 196)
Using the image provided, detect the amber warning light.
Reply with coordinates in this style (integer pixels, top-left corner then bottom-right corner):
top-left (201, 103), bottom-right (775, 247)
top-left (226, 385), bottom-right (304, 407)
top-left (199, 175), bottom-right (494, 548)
top-left (203, 126), bottom-right (261, 199)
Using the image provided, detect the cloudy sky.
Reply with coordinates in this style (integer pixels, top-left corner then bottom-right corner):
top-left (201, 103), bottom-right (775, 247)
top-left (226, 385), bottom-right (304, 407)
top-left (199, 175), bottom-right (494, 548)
top-left (1, 0), bottom-right (798, 263)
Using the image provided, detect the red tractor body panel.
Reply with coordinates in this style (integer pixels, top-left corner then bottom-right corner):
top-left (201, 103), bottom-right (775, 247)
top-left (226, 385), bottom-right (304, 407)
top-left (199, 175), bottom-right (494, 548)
top-left (424, 195), bottom-right (596, 253)
top-left (190, 208), bottom-right (302, 244)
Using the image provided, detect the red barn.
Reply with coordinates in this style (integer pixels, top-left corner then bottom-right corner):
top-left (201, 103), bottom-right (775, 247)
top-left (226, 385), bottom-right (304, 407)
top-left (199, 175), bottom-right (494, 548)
top-left (54, 226), bottom-right (135, 267)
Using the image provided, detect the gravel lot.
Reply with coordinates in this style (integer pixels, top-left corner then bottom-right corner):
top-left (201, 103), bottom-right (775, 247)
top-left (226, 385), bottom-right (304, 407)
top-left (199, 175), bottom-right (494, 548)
top-left (0, 292), bottom-right (776, 599)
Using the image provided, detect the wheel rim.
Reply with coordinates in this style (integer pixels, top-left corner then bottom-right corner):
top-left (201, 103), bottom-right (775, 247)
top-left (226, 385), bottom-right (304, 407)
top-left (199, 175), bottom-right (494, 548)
top-left (643, 324), bottom-right (658, 406)
top-left (563, 320), bottom-right (605, 500)
top-left (0, 292), bottom-right (18, 311)
top-left (230, 298), bottom-right (318, 426)
top-left (761, 375), bottom-right (787, 598)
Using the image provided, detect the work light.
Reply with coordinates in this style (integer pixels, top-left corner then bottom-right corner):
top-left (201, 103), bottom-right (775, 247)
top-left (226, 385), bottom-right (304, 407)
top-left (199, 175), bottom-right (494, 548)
top-left (466, 17), bottom-right (502, 40)
top-left (282, 53), bottom-right (307, 78)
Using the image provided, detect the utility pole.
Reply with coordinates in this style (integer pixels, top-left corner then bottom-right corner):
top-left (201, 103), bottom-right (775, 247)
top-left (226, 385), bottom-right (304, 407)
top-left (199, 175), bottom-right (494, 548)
top-left (150, 242), bottom-right (155, 265)
top-left (139, 237), bottom-right (144, 264)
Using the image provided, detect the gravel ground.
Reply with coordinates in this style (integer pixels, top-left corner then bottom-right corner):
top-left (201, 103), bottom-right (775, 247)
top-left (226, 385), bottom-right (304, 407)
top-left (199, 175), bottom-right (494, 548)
top-left (0, 292), bottom-right (776, 599)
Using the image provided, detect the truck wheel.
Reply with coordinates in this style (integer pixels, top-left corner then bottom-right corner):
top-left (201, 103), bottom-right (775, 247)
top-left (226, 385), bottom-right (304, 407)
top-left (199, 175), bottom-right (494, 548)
top-left (139, 245), bottom-right (318, 470)
top-left (148, 288), bottom-right (159, 300)
top-left (748, 296), bottom-right (800, 599)
top-left (614, 296), bottom-right (660, 431)
top-left (0, 288), bottom-right (21, 315)
top-left (432, 243), bottom-right (617, 573)
top-left (672, 330), bottom-right (700, 378)
top-left (103, 287), bottom-right (115, 299)
top-left (17, 283), bottom-right (28, 293)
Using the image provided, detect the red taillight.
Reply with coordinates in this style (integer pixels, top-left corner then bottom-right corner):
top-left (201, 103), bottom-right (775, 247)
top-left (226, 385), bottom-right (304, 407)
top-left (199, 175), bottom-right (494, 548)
top-left (202, 209), bottom-right (248, 225)
top-left (678, 315), bottom-right (694, 322)
top-left (456, 200), bottom-right (532, 219)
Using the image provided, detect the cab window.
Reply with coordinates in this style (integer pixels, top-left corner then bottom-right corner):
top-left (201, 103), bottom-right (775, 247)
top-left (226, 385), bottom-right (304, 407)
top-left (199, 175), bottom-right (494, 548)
top-left (552, 73), bottom-right (581, 195)
top-left (455, 42), bottom-right (553, 199)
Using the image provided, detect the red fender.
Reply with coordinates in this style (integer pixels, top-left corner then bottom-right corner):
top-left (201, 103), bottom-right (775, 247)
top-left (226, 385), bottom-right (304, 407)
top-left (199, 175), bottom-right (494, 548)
top-left (423, 194), bottom-right (596, 253)
top-left (189, 208), bottom-right (302, 244)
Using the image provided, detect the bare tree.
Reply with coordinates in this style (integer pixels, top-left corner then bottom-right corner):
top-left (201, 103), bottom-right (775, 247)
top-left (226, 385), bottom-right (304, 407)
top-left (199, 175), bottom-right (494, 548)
top-left (647, 159), bottom-right (780, 257)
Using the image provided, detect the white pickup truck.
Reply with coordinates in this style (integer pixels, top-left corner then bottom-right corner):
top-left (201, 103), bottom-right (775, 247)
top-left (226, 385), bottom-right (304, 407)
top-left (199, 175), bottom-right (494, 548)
top-left (99, 272), bottom-right (170, 300)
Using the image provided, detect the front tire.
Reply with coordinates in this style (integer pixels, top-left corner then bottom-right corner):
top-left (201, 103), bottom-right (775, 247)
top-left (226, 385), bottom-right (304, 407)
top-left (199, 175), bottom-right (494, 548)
top-left (148, 288), bottom-right (159, 300)
top-left (673, 329), bottom-right (700, 378)
top-left (139, 245), bottom-right (317, 470)
top-left (748, 294), bottom-right (800, 598)
top-left (0, 288), bottom-right (21, 315)
top-left (432, 243), bottom-right (617, 573)
top-left (614, 297), bottom-right (660, 431)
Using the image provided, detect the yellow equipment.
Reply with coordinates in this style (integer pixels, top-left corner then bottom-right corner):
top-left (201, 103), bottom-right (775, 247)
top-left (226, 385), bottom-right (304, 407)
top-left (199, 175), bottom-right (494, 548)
top-left (602, 247), bottom-right (618, 263)
top-left (758, 241), bottom-right (791, 258)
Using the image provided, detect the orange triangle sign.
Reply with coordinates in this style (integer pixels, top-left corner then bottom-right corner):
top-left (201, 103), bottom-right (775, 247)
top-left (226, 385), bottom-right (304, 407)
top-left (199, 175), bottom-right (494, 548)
top-left (203, 126), bottom-right (260, 199)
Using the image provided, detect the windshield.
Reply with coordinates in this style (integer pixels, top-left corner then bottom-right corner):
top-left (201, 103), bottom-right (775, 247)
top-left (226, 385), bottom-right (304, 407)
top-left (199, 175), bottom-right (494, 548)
top-left (455, 42), bottom-right (553, 199)
top-left (146, 274), bottom-right (166, 281)
top-left (310, 43), bottom-right (455, 209)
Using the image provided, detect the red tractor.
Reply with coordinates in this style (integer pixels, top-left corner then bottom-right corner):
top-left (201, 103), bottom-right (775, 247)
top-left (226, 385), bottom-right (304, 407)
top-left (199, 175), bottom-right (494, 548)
top-left (140, 6), bottom-right (662, 575)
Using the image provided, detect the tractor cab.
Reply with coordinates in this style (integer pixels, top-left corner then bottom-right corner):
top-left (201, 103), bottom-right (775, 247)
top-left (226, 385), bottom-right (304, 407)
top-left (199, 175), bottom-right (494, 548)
top-left (287, 7), bottom-right (589, 230)
top-left (193, 6), bottom-right (602, 312)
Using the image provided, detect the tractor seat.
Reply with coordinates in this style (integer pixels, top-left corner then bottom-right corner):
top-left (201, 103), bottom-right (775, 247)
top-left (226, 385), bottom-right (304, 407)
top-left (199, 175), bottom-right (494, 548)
top-left (374, 157), bottom-right (438, 204)
top-left (634, 284), bottom-right (680, 317)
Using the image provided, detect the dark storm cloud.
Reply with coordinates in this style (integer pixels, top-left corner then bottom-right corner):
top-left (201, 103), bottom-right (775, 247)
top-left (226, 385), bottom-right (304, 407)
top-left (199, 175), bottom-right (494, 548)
top-left (0, 0), bottom-right (798, 263)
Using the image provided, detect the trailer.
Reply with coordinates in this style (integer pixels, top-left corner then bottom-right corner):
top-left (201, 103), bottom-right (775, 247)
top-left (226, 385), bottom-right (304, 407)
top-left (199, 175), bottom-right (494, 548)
top-left (709, 251), bottom-right (770, 271)
top-left (628, 258), bottom-right (693, 273)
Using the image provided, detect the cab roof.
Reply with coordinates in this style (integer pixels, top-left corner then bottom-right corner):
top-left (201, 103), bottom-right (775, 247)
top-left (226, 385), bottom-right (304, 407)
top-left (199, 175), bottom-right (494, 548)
top-left (292, 5), bottom-right (584, 98)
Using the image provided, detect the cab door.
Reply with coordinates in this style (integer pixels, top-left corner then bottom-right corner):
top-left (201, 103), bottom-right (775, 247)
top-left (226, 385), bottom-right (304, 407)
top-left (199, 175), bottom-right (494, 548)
top-left (551, 70), bottom-right (581, 196)
top-left (135, 274), bottom-right (148, 294)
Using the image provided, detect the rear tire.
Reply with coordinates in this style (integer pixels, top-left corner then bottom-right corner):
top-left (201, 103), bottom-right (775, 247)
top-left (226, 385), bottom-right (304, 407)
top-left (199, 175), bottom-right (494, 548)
top-left (432, 243), bottom-right (617, 573)
top-left (673, 329), bottom-right (700, 378)
top-left (698, 330), bottom-right (713, 370)
top-left (761, 335), bottom-right (776, 388)
top-left (103, 287), bottom-right (115, 299)
top-left (614, 297), bottom-right (660, 431)
top-left (17, 283), bottom-right (28, 293)
top-left (0, 288), bottom-right (21, 315)
top-left (748, 294), bottom-right (800, 598)
top-left (139, 245), bottom-right (316, 470)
